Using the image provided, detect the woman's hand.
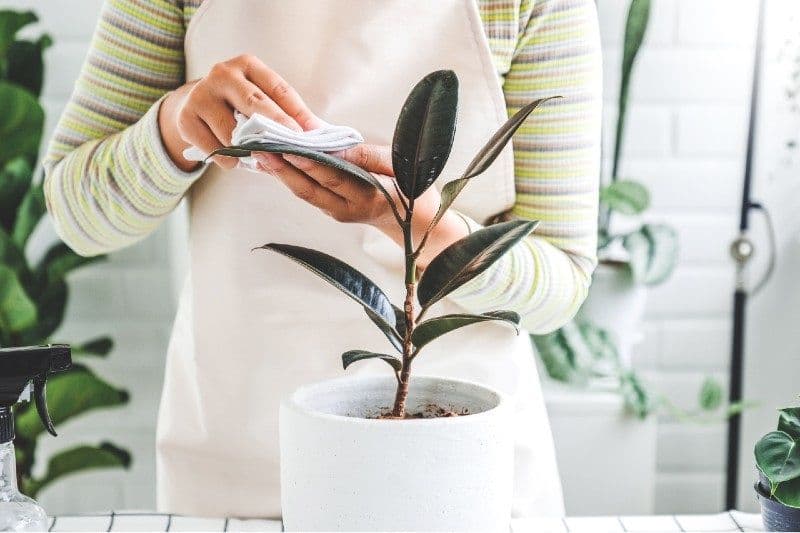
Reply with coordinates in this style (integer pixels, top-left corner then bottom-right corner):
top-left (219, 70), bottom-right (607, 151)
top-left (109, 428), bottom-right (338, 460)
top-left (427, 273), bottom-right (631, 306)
top-left (254, 146), bottom-right (470, 268)
top-left (158, 54), bottom-right (320, 172)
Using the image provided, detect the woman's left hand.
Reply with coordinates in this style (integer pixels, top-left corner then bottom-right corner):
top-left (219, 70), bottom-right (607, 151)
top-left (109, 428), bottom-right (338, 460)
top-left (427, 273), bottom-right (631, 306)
top-left (252, 146), bottom-right (470, 268)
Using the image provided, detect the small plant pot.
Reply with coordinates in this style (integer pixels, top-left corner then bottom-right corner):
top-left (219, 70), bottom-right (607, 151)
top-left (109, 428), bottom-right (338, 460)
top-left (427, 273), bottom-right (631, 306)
top-left (280, 375), bottom-right (513, 532)
top-left (756, 472), bottom-right (800, 532)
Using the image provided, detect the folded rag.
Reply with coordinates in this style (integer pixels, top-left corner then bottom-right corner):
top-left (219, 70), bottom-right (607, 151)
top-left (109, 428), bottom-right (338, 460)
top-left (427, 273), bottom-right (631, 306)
top-left (183, 112), bottom-right (364, 171)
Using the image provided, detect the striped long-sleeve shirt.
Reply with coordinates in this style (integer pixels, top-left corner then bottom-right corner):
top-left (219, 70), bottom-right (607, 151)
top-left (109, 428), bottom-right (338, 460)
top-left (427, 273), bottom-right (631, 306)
top-left (43, 0), bottom-right (602, 334)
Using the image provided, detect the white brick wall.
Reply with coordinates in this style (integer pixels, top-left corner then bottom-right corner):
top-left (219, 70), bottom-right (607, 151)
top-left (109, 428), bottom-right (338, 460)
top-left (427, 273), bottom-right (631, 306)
top-left (9, 0), bottom-right (761, 516)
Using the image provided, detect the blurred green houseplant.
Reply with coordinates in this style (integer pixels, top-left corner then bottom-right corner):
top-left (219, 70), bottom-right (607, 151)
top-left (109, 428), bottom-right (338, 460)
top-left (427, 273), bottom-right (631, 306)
top-left (755, 403), bottom-right (800, 509)
top-left (0, 10), bottom-right (130, 497)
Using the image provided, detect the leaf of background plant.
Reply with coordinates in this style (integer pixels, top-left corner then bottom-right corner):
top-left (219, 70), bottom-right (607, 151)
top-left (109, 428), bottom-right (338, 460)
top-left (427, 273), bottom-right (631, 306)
top-left (14, 364), bottom-right (129, 440)
top-left (0, 82), bottom-right (44, 168)
top-left (35, 242), bottom-right (104, 285)
top-left (0, 10), bottom-right (37, 59)
top-left (427, 98), bottom-right (554, 231)
top-left (363, 306), bottom-right (403, 353)
top-left (6, 35), bottom-right (51, 97)
top-left (623, 223), bottom-right (678, 285)
top-left (0, 157), bottom-right (32, 232)
top-left (11, 182), bottom-right (45, 248)
top-left (412, 311), bottom-right (520, 350)
top-left (620, 370), bottom-right (653, 419)
top-left (0, 264), bottom-right (36, 333)
top-left (773, 475), bottom-right (800, 508)
top-left (417, 220), bottom-right (538, 310)
top-left (532, 330), bottom-right (585, 384)
top-left (19, 279), bottom-right (66, 343)
top-left (779, 408), bottom-right (800, 440)
top-left (755, 431), bottom-right (800, 484)
top-left (612, 0), bottom-right (650, 180)
top-left (73, 336), bottom-right (114, 358)
top-left (391, 70), bottom-right (458, 199)
top-left (341, 350), bottom-right (402, 372)
top-left (0, 225), bottom-right (26, 275)
top-left (698, 378), bottom-right (723, 411)
top-left (23, 442), bottom-right (130, 498)
top-left (599, 180), bottom-right (650, 215)
top-left (256, 243), bottom-right (397, 333)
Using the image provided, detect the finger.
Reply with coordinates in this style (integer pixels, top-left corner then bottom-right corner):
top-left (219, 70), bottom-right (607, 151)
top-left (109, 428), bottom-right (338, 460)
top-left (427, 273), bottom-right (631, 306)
top-left (220, 75), bottom-right (302, 132)
top-left (283, 155), bottom-right (374, 199)
top-left (243, 60), bottom-right (321, 130)
top-left (341, 144), bottom-right (394, 176)
top-left (198, 98), bottom-right (237, 146)
top-left (179, 114), bottom-right (237, 169)
top-left (255, 154), bottom-right (349, 214)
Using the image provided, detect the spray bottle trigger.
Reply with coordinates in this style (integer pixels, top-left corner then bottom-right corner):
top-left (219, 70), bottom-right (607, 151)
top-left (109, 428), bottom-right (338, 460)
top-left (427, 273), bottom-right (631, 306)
top-left (32, 374), bottom-right (57, 437)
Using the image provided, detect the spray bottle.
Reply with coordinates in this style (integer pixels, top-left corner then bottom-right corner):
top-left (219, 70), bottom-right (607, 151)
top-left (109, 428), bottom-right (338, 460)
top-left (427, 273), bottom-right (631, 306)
top-left (0, 345), bottom-right (71, 532)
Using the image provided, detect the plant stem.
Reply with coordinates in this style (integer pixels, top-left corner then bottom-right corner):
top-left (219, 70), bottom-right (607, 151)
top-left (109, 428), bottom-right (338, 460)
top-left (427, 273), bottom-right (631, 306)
top-left (392, 215), bottom-right (417, 417)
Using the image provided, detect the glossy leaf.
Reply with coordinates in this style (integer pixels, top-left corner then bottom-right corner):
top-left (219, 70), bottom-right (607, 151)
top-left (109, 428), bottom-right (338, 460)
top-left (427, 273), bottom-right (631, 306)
top-left (418, 220), bottom-right (538, 309)
top-left (698, 377), bottom-right (723, 411)
top-left (0, 10), bottom-right (37, 58)
top-left (256, 243), bottom-right (396, 332)
top-left (12, 182), bottom-right (45, 248)
top-left (392, 70), bottom-right (458, 199)
top-left (363, 305), bottom-right (403, 353)
top-left (755, 431), bottom-right (800, 484)
top-left (612, 0), bottom-right (650, 180)
top-left (600, 179), bottom-right (650, 215)
top-left (773, 476), bottom-right (800, 508)
top-left (623, 223), bottom-right (678, 286)
top-left (779, 408), bottom-right (800, 440)
top-left (412, 311), bottom-right (520, 350)
top-left (15, 364), bottom-right (129, 439)
top-left (212, 142), bottom-right (401, 223)
top-left (23, 442), bottom-right (130, 498)
top-left (35, 242), bottom-right (104, 286)
top-left (342, 350), bottom-right (402, 372)
top-left (6, 34), bottom-right (51, 97)
top-left (0, 157), bottom-right (32, 232)
top-left (0, 82), bottom-right (44, 168)
top-left (73, 336), bottom-right (114, 358)
top-left (0, 264), bottom-right (36, 333)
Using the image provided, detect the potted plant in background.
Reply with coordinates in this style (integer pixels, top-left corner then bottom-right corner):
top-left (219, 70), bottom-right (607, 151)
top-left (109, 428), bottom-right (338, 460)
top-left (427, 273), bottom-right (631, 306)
top-left (0, 9), bottom-right (131, 498)
top-left (755, 401), bottom-right (800, 531)
top-left (212, 70), bottom-right (550, 532)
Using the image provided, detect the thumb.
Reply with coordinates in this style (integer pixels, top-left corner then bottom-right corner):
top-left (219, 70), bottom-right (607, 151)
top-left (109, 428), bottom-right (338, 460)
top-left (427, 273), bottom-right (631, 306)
top-left (342, 144), bottom-right (394, 176)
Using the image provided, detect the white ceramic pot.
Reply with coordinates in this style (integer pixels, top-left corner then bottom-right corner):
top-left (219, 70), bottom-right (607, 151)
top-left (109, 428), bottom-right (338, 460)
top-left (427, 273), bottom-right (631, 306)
top-left (280, 375), bottom-right (514, 532)
top-left (578, 262), bottom-right (648, 368)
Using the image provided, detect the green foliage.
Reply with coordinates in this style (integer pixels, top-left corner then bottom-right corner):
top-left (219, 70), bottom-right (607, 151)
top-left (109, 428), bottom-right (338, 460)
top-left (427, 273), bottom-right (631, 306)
top-left (756, 402), bottom-right (800, 508)
top-left (599, 180), bottom-right (649, 215)
top-left (0, 9), bottom-right (130, 496)
top-left (623, 223), bottom-right (679, 286)
top-left (227, 70), bottom-right (550, 416)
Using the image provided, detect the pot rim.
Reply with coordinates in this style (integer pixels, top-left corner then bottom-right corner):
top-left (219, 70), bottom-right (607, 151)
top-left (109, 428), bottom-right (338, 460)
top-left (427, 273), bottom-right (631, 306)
top-left (282, 374), bottom-right (509, 427)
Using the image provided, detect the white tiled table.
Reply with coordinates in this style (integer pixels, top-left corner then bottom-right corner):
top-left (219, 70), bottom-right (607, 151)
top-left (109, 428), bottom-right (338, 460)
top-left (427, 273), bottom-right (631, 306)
top-left (47, 511), bottom-right (763, 532)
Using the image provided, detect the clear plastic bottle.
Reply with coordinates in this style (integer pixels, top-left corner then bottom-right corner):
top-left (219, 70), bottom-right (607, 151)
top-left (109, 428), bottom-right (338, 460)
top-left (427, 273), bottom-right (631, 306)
top-left (0, 441), bottom-right (47, 532)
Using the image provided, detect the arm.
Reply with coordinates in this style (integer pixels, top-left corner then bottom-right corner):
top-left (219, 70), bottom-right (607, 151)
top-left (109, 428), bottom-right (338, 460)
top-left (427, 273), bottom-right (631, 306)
top-left (449, 0), bottom-right (602, 334)
top-left (43, 0), bottom-right (202, 257)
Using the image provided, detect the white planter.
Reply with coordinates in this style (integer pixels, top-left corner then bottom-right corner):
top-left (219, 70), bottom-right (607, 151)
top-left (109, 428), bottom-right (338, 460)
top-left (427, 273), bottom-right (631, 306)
top-left (280, 375), bottom-right (514, 532)
top-left (578, 262), bottom-right (648, 368)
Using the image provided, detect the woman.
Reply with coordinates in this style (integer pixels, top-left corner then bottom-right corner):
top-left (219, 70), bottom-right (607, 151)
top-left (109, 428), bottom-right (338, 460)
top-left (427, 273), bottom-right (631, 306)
top-left (44, 0), bottom-right (601, 519)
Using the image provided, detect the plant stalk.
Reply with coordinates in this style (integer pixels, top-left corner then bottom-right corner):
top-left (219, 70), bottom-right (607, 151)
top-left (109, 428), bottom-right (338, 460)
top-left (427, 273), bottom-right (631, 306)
top-left (392, 214), bottom-right (417, 417)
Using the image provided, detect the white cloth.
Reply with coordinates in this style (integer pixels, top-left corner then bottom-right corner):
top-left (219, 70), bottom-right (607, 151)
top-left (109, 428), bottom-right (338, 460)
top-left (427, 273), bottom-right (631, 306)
top-left (182, 112), bottom-right (364, 170)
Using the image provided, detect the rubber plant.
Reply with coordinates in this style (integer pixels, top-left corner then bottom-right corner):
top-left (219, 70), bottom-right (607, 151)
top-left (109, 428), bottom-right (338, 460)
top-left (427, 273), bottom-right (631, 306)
top-left (755, 403), bottom-right (800, 508)
top-left (0, 9), bottom-right (130, 497)
top-left (212, 70), bottom-right (550, 416)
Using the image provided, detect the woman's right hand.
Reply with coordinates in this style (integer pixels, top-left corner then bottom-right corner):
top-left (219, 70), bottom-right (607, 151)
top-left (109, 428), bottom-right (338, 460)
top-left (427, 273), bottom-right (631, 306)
top-left (158, 54), bottom-right (320, 171)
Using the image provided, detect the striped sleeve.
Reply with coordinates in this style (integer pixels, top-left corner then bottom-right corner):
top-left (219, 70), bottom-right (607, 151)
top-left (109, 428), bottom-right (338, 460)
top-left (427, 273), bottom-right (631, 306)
top-left (43, 0), bottom-right (202, 257)
top-left (449, 0), bottom-right (602, 334)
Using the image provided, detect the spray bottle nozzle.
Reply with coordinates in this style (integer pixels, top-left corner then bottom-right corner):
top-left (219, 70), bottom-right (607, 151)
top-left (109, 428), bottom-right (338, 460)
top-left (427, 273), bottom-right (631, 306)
top-left (0, 344), bottom-right (72, 441)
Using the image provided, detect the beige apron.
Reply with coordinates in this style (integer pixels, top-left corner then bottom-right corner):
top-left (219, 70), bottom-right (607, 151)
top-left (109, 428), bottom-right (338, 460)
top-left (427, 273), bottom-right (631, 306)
top-left (156, 0), bottom-right (564, 519)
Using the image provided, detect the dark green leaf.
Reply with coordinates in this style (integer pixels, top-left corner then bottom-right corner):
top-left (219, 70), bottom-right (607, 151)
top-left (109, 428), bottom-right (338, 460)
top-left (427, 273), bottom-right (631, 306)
top-left (623, 223), bottom-right (678, 286)
top-left (255, 243), bottom-right (396, 332)
top-left (779, 408), bottom-right (800, 440)
top-left (600, 180), bottom-right (650, 215)
top-left (19, 280), bottom-right (66, 344)
top-left (212, 142), bottom-right (401, 223)
top-left (0, 82), bottom-right (44, 168)
top-left (363, 305), bottom-right (403, 353)
top-left (73, 336), bottom-right (114, 358)
top-left (755, 431), bottom-right (800, 484)
top-left (699, 377), bottom-right (723, 411)
top-left (15, 364), bottom-right (129, 439)
top-left (12, 182), bottom-right (45, 249)
top-left (773, 476), bottom-right (800, 508)
top-left (392, 70), bottom-right (458, 199)
top-left (612, 0), bottom-right (651, 180)
top-left (342, 350), bottom-right (402, 372)
top-left (24, 442), bottom-right (130, 498)
top-left (35, 242), bottom-right (104, 285)
top-left (0, 225), bottom-right (26, 275)
top-left (0, 264), bottom-right (36, 333)
top-left (6, 35), bottom-right (51, 97)
top-left (427, 98), bottom-right (555, 231)
top-left (0, 10), bottom-right (38, 59)
top-left (0, 157), bottom-right (33, 232)
top-left (412, 311), bottom-right (520, 350)
top-left (418, 220), bottom-right (538, 309)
